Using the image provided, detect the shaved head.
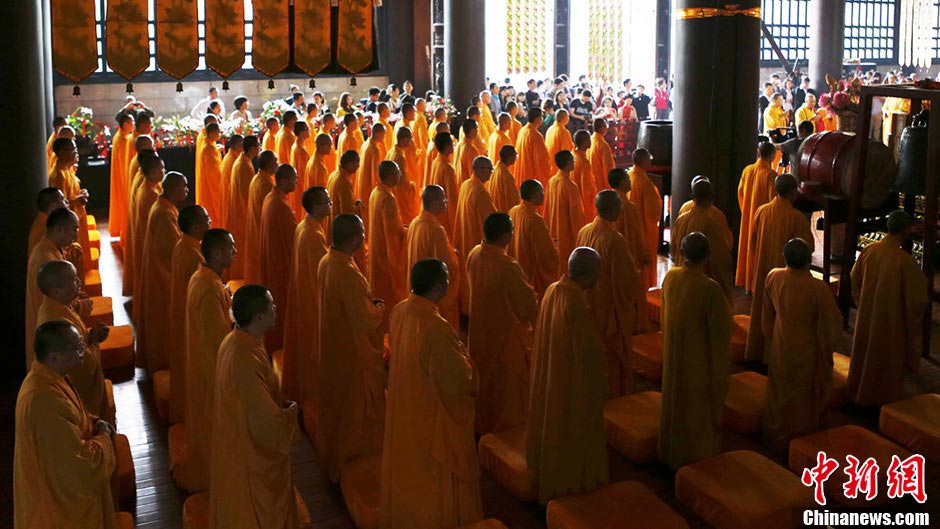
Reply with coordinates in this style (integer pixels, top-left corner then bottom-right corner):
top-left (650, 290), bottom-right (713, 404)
top-left (332, 213), bottom-right (365, 253)
top-left (680, 232), bottom-right (710, 264)
top-left (783, 238), bottom-right (812, 269)
top-left (594, 189), bottom-right (622, 221)
top-left (568, 247), bottom-right (602, 289)
top-left (887, 209), bottom-right (913, 234)
top-left (378, 160), bottom-right (401, 185)
top-left (37, 260), bottom-right (77, 298)
top-left (691, 178), bottom-right (713, 206)
top-left (774, 173), bottom-right (798, 198)
top-left (422, 184), bottom-right (447, 213)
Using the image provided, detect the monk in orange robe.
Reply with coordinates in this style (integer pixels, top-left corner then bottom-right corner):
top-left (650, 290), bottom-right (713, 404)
top-left (487, 112), bottom-right (513, 163)
top-left (386, 126), bottom-right (419, 224)
top-left (259, 164), bottom-right (299, 351)
top-left (124, 135), bottom-right (156, 256)
top-left (508, 180), bottom-right (558, 298)
top-left (671, 179), bottom-right (734, 299)
top-left (424, 121), bottom-right (450, 188)
top-left (219, 134), bottom-right (244, 231)
top-left (193, 116), bottom-right (216, 210)
top-left (426, 107), bottom-right (448, 148)
top-left (316, 214), bottom-right (385, 482)
top-left (178, 229), bottom-right (234, 493)
top-left (427, 132), bottom-right (459, 238)
top-left (545, 109), bottom-right (574, 159)
top-left (304, 103), bottom-right (320, 145)
top-left (281, 187), bottom-right (331, 405)
top-left (46, 124), bottom-right (74, 174)
top-left (25, 209), bottom-right (77, 364)
top-left (454, 156), bottom-right (497, 267)
top-left (577, 191), bottom-right (646, 397)
top-left (45, 116), bottom-right (67, 167)
top-left (196, 123), bottom-right (223, 231)
top-left (607, 168), bottom-right (650, 276)
top-left (136, 172), bottom-right (188, 374)
top-left (125, 155), bottom-right (165, 298)
top-left (243, 151), bottom-right (278, 283)
top-left (262, 117), bottom-right (280, 153)
top-left (762, 238), bottom-right (842, 452)
top-left (357, 123), bottom-right (387, 223)
top-left (628, 149), bottom-right (662, 287)
top-left (505, 101), bottom-right (523, 144)
top-left (382, 259), bottom-right (483, 528)
top-left (527, 248), bottom-right (609, 504)
top-left (289, 122), bottom-right (312, 220)
top-left (849, 210), bottom-right (928, 406)
top-left (466, 213), bottom-right (538, 433)
top-left (545, 150), bottom-right (585, 275)
top-left (167, 206), bottom-right (212, 423)
top-left (275, 110), bottom-right (298, 166)
top-left (109, 114), bottom-right (134, 241)
top-left (228, 136), bottom-right (261, 279)
top-left (14, 321), bottom-right (118, 529)
top-left (209, 285), bottom-right (300, 529)
top-left (29, 188), bottom-right (68, 254)
top-left (368, 160), bottom-right (408, 319)
top-left (659, 233), bottom-right (732, 469)
top-left (571, 130), bottom-right (595, 215)
top-left (337, 114), bottom-right (363, 162)
top-left (376, 102), bottom-right (395, 153)
top-left (745, 174), bottom-right (814, 362)
top-left (459, 106), bottom-right (488, 155)
top-left (514, 108), bottom-right (552, 187)
top-left (328, 149), bottom-right (363, 219)
top-left (489, 145), bottom-right (521, 213)
top-left (48, 138), bottom-right (91, 270)
top-left (405, 185), bottom-right (461, 330)
top-left (454, 120), bottom-right (482, 183)
top-left (737, 142), bottom-right (778, 289)
top-left (412, 99), bottom-right (430, 151)
top-left (588, 118), bottom-right (615, 194)
top-left (307, 133), bottom-right (333, 188)
top-left (36, 261), bottom-right (115, 424)
top-left (318, 114), bottom-right (338, 172)
top-left (478, 91), bottom-right (497, 140)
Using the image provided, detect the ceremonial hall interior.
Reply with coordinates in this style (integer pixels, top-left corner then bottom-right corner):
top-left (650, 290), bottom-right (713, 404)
top-left (5, 0), bottom-right (940, 527)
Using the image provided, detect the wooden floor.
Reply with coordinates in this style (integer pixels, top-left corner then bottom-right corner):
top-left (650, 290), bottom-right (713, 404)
top-left (4, 217), bottom-right (940, 528)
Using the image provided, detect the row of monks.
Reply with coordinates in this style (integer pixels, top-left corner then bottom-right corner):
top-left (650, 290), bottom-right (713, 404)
top-left (17, 99), bottom-right (927, 528)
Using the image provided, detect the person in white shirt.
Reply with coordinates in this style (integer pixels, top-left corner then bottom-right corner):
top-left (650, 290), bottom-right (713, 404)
top-left (229, 96), bottom-right (252, 125)
top-left (190, 87), bottom-right (224, 119)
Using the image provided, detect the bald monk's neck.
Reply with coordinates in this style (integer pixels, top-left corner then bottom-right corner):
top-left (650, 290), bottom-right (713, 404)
top-left (236, 323), bottom-right (266, 339)
top-left (206, 261), bottom-right (226, 278)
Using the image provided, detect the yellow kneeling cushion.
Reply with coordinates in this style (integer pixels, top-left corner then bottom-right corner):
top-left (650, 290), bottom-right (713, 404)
top-left (84, 269), bottom-right (102, 297)
top-left (115, 512), bottom-right (134, 529)
top-left (676, 450), bottom-right (813, 529)
top-left (722, 371), bottom-right (767, 435)
top-left (86, 214), bottom-right (97, 230)
top-left (547, 481), bottom-right (689, 529)
top-left (89, 247), bottom-right (100, 270)
top-left (88, 229), bottom-right (101, 250)
top-left (100, 325), bottom-right (135, 371)
top-left (632, 332), bottom-right (663, 383)
top-left (478, 426), bottom-right (535, 502)
top-left (340, 455), bottom-right (381, 529)
top-left (730, 315), bottom-right (749, 363)
top-left (603, 391), bottom-right (661, 462)
top-left (153, 369), bottom-right (170, 419)
top-left (112, 433), bottom-right (136, 504)
top-left (646, 288), bottom-right (662, 325)
top-left (830, 353), bottom-right (850, 407)
top-left (879, 393), bottom-right (940, 461)
top-left (86, 296), bottom-right (114, 327)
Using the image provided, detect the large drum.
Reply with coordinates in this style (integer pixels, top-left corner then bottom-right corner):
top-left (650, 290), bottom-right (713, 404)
top-left (637, 120), bottom-right (672, 166)
top-left (797, 131), bottom-right (896, 209)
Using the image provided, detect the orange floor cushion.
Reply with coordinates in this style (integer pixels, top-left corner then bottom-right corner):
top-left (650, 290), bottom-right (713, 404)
top-left (184, 488), bottom-right (310, 529)
top-left (632, 332), bottom-right (663, 382)
top-left (646, 288), bottom-right (662, 325)
top-left (168, 423), bottom-right (205, 493)
top-left (676, 450), bottom-right (813, 529)
top-left (478, 426), bottom-right (536, 501)
top-left (722, 371), bottom-right (767, 435)
top-left (86, 214), bottom-right (97, 230)
top-left (84, 269), bottom-right (102, 297)
top-left (830, 353), bottom-right (850, 407)
top-left (226, 279), bottom-right (246, 294)
top-left (89, 247), bottom-right (100, 270)
top-left (456, 520), bottom-right (510, 529)
top-left (112, 433), bottom-right (136, 503)
top-left (879, 394), bottom-right (940, 461)
top-left (603, 391), bottom-right (661, 462)
top-left (272, 349), bottom-right (284, 386)
top-left (547, 480), bottom-right (688, 529)
top-left (153, 369), bottom-right (171, 419)
top-left (101, 325), bottom-right (135, 371)
top-left (88, 229), bottom-right (101, 250)
top-left (86, 296), bottom-right (114, 326)
top-left (789, 425), bottom-right (911, 507)
top-left (115, 512), bottom-right (134, 529)
top-left (730, 315), bottom-right (749, 362)
top-left (340, 455), bottom-right (381, 529)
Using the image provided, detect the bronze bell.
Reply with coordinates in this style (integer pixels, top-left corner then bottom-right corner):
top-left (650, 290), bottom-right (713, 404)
top-left (350, 76), bottom-right (357, 87)
top-left (268, 79), bottom-right (275, 90)
top-left (126, 83), bottom-right (134, 93)
top-left (72, 85), bottom-right (81, 97)
top-left (309, 78), bottom-right (316, 89)
top-left (176, 82), bottom-right (183, 93)
top-left (222, 80), bottom-right (230, 91)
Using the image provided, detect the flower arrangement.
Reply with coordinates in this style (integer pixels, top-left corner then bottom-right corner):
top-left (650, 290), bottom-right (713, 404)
top-left (824, 74), bottom-right (861, 113)
top-left (427, 97), bottom-right (459, 119)
top-left (152, 115), bottom-right (202, 148)
top-left (259, 99), bottom-right (294, 123)
top-left (67, 107), bottom-right (111, 157)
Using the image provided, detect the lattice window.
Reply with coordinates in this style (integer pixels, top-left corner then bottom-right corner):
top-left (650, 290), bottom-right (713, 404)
top-left (506, 0), bottom-right (551, 75)
top-left (934, 0), bottom-right (940, 59)
top-left (587, 0), bottom-right (624, 85)
top-left (760, 0), bottom-right (810, 64)
top-left (844, 0), bottom-right (897, 62)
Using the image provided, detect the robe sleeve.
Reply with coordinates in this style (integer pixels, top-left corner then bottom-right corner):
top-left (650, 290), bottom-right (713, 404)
top-left (705, 283), bottom-right (733, 425)
top-left (505, 263), bottom-right (539, 325)
top-left (238, 353), bottom-right (299, 455)
top-left (737, 169), bottom-right (747, 207)
top-left (533, 217), bottom-right (559, 274)
top-left (850, 248), bottom-right (868, 304)
top-left (761, 272), bottom-right (777, 337)
top-left (342, 274), bottom-right (385, 333)
top-left (814, 283), bottom-right (843, 417)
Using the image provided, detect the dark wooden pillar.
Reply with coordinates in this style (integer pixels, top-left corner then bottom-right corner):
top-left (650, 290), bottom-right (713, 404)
top-left (807, 0), bottom-right (844, 95)
top-left (413, 0), bottom-right (431, 94)
top-left (381, 0), bottom-right (416, 86)
top-left (0, 0), bottom-right (51, 385)
top-left (655, 0), bottom-right (672, 79)
top-left (671, 0), bottom-right (761, 237)
top-left (444, 0), bottom-right (485, 113)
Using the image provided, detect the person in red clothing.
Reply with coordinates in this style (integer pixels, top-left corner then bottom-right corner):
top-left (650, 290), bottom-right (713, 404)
top-left (654, 78), bottom-right (670, 119)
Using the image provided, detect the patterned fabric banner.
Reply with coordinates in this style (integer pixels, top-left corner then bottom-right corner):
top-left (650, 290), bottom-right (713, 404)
top-left (205, 0), bottom-right (246, 78)
top-left (336, 0), bottom-right (375, 73)
top-left (588, 0), bottom-right (623, 86)
top-left (51, 0), bottom-right (98, 82)
top-left (252, 0), bottom-right (291, 77)
top-left (106, 0), bottom-right (150, 79)
top-left (506, 0), bottom-right (548, 75)
top-left (294, 0), bottom-right (332, 76)
top-left (156, 0), bottom-right (199, 79)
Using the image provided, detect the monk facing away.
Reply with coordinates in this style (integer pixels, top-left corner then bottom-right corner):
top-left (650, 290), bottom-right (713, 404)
top-left (368, 160), bottom-right (408, 321)
top-left (489, 145), bottom-right (521, 213)
top-left (454, 119), bottom-right (482, 184)
top-left (659, 232), bottom-right (732, 470)
top-left (762, 238), bottom-right (842, 452)
top-left (526, 247), bottom-right (609, 504)
top-left (545, 150), bottom-right (585, 275)
top-left (572, 130), bottom-right (596, 217)
top-left (228, 135), bottom-right (261, 279)
top-left (467, 213), bottom-right (538, 434)
top-left (671, 178), bottom-right (734, 300)
top-left (244, 150), bottom-right (279, 283)
top-left (628, 148), bottom-right (662, 288)
top-left (263, 117), bottom-right (280, 153)
top-left (381, 259), bottom-right (482, 529)
top-left (259, 164), bottom-right (299, 351)
top-left (454, 155), bottom-right (497, 272)
top-left (577, 190), bottom-right (645, 397)
top-left (427, 132), bottom-right (459, 237)
top-left (745, 173), bottom-right (814, 363)
top-left (514, 107), bottom-right (552, 187)
top-left (125, 153), bottom-right (165, 298)
top-left (316, 214), bottom-right (386, 482)
top-left (14, 321), bottom-right (118, 529)
top-left (508, 179), bottom-right (558, 299)
top-left (487, 112), bottom-right (513, 164)
top-left (209, 285), bottom-right (301, 529)
top-left (545, 109), bottom-right (574, 160)
top-left (405, 185), bottom-right (461, 330)
top-left (588, 118), bottom-right (615, 197)
top-left (357, 123), bottom-right (387, 223)
top-left (849, 210), bottom-right (928, 406)
top-left (737, 141), bottom-right (778, 290)
top-left (607, 168), bottom-right (649, 272)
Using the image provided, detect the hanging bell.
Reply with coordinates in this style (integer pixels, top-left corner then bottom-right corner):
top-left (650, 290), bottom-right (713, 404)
top-left (268, 79), bottom-right (275, 90)
top-left (126, 83), bottom-right (134, 93)
top-left (350, 76), bottom-right (358, 87)
top-left (72, 85), bottom-right (81, 97)
top-left (176, 82), bottom-right (183, 93)
top-left (309, 78), bottom-right (316, 89)
top-left (222, 80), bottom-right (230, 91)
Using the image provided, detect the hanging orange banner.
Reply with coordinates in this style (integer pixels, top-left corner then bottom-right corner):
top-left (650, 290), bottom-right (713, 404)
top-left (205, 0), bottom-right (246, 78)
top-left (336, 0), bottom-right (374, 73)
top-left (51, 0), bottom-right (98, 82)
top-left (106, 0), bottom-right (150, 79)
top-left (156, 0), bottom-right (199, 79)
top-left (294, 0), bottom-right (332, 76)
top-left (251, 0), bottom-right (291, 77)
